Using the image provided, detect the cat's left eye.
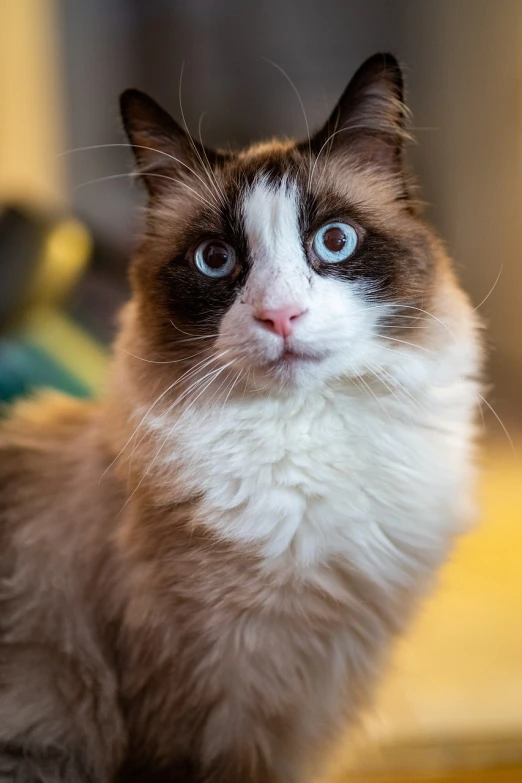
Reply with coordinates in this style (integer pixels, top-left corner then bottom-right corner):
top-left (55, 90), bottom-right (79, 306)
top-left (193, 239), bottom-right (237, 278)
top-left (312, 222), bottom-right (358, 264)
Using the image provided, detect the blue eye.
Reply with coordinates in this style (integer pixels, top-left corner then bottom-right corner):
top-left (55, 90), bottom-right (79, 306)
top-left (194, 239), bottom-right (236, 278)
top-left (313, 222), bottom-right (358, 264)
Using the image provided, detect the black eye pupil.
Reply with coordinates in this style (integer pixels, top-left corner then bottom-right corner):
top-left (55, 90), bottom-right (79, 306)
top-left (204, 242), bottom-right (229, 269)
top-left (323, 227), bottom-right (346, 252)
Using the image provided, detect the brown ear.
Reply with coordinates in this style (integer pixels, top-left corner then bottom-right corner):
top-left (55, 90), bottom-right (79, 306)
top-left (120, 89), bottom-right (222, 198)
top-left (309, 53), bottom-right (410, 172)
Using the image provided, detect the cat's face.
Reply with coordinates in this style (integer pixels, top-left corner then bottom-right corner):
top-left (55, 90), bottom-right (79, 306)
top-left (121, 55), bottom-right (446, 395)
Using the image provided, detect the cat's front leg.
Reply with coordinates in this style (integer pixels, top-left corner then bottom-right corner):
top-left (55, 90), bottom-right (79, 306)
top-left (0, 643), bottom-right (125, 782)
top-left (195, 712), bottom-right (307, 783)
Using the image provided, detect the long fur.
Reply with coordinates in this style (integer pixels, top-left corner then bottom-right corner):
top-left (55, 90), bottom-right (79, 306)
top-left (0, 54), bottom-right (482, 783)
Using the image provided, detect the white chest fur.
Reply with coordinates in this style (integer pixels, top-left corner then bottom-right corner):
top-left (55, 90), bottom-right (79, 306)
top-left (149, 375), bottom-right (477, 591)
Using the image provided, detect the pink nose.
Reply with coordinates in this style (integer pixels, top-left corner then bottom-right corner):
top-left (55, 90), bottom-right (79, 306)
top-left (254, 305), bottom-right (307, 338)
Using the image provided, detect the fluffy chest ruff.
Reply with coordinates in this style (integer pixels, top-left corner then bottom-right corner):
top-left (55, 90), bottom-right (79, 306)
top-left (144, 374), bottom-right (476, 589)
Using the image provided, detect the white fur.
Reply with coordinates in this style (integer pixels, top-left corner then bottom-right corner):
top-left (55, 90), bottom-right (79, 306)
top-left (241, 177), bottom-right (311, 313)
top-left (147, 367), bottom-right (477, 580)
top-left (217, 178), bottom-right (385, 390)
top-left (144, 178), bottom-right (480, 589)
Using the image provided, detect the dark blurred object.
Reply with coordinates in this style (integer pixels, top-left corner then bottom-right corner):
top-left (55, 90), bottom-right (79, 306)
top-left (0, 206), bottom-right (48, 328)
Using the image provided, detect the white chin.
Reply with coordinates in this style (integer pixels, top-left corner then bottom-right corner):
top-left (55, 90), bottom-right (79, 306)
top-left (253, 354), bottom-right (328, 391)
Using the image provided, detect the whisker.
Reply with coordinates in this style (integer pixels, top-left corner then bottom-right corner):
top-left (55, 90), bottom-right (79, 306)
top-left (249, 368), bottom-right (264, 395)
top-left (476, 392), bottom-right (517, 457)
top-left (364, 357), bottom-right (429, 415)
top-left (309, 123), bottom-right (402, 186)
top-left (316, 103), bottom-right (346, 192)
top-left (151, 352), bottom-right (230, 418)
top-left (61, 141), bottom-right (222, 205)
top-left (119, 361), bottom-right (234, 514)
top-left (119, 347), bottom-right (209, 364)
top-left (262, 58), bottom-right (312, 193)
top-left (127, 352), bottom-right (231, 458)
top-left (357, 337), bottom-right (430, 366)
top-left (127, 358), bottom-right (233, 474)
top-left (477, 394), bottom-right (486, 430)
top-left (375, 334), bottom-right (436, 355)
top-left (170, 320), bottom-right (219, 340)
top-left (74, 171), bottom-right (220, 213)
top-left (219, 369), bottom-right (243, 422)
top-left (376, 324), bottom-right (430, 330)
top-left (178, 62), bottom-right (221, 208)
top-left (471, 264), bottom-right (503, 314)
top-left (198, 111), bottom-right (229, 208)
top-left (351, 363), bottom-right (392, 420)
top-left (173, 335), bottom-right (220, 345)
top-left (205, 367), bottom-right (236, 412)
top-left (365, 303), bottom-right (456, 341)
top-left (100, 350), bottom-right (227, 482)
top-left (373, 314), bottom-right (427, 321)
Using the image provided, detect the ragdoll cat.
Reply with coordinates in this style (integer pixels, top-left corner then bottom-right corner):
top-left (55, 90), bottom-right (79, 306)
top-left (0, 54), bottom-right (481, 783)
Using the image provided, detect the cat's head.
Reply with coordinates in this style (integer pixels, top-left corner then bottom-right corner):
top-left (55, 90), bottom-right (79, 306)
top-left (119, 54), bottom-right (459, 397)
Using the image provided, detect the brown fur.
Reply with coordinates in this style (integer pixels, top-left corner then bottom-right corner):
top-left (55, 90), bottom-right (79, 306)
top-left (0, 391), bottom-right (420, 782)
top-left (0, 394), bottom-right (415, 782)
top-left (0, 55), bottom-right (479, 782)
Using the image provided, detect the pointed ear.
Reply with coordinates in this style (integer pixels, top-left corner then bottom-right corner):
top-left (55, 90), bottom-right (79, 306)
top-left (120, 89), bottom-right (216, 198)
top-left (310, 53), bottom-right (409, 172)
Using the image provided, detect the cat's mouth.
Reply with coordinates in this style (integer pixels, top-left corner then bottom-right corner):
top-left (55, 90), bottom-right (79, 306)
top-left (280, 349), bottom-right (323, 364)
top-left (260, 347), bottom-right (327, 374)
top-left (254, 347), bottom-right (330, 387)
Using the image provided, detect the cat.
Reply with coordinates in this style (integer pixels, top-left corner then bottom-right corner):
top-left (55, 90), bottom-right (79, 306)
top-left (0, 53), bottom-right (482, 783)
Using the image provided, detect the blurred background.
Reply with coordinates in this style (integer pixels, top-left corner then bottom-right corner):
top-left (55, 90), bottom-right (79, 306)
top-left (0, 1), bottom-right (521, 781)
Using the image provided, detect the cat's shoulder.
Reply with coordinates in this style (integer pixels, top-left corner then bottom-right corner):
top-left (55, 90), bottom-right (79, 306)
top-left (0, 392), bottom-right (96, 461)
top-left (1, 391), bottom-right (95, 441)
top-left (0, 393), bottom-right (98, 522)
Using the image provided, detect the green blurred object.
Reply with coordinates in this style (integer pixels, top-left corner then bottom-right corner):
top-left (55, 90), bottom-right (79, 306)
top-left (0, 337), bottom-right (89, 405)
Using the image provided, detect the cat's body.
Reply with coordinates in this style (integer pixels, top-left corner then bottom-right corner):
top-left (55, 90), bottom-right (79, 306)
top-left (0, 55), bottom-right (481, 782)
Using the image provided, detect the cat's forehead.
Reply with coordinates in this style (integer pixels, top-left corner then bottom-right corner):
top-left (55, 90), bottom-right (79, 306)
top-left (220, 142), bottom-right (403, 229)
top-left (235, 138), bottom-right (297, 163)
top-left (150, 140), bottom-right (404, 250)
top-left (223, 142), bottom-right (307, 197)
top-left (150, 145), bottom-right (304, 242)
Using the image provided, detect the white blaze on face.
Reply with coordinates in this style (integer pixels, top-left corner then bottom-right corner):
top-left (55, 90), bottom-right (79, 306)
top-left (216, 175), bottom-right (401, 388)
top-left (241, 178), bottom-right (311, 313)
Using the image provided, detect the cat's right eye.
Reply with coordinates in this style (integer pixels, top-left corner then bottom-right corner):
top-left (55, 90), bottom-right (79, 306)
top-left (193, 239), bottom-right (237, 278)
top-left (312, 222), bottom-right (359, 265)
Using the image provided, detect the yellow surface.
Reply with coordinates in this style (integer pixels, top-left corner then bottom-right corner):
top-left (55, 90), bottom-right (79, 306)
top-left (323, 439), bottom-right (522, 782)
top-left (341, 771), bottom-right (522, 783)
top-left (0, 0), bottom-right (65, 207)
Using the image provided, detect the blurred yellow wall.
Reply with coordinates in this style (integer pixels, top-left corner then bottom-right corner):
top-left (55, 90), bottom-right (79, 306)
top-left (0, 0), bottom-right (65, 208)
